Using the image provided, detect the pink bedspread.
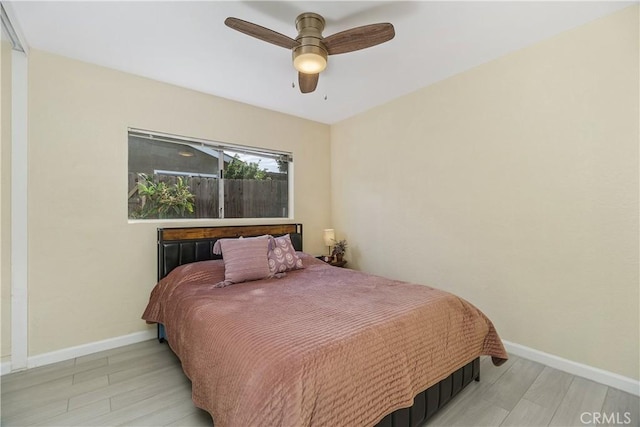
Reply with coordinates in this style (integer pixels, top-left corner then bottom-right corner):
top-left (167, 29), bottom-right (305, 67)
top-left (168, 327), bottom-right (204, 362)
top-left (142, 255), bottom-right (507, 427)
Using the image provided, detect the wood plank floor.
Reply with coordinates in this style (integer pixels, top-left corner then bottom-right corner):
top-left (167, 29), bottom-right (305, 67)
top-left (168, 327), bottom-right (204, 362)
top-left (1, 339), bottom-right (638, 426)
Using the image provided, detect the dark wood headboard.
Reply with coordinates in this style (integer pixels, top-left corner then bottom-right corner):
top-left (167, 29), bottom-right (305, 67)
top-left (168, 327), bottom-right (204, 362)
top-left (157, 224), bottom-right (303, 280)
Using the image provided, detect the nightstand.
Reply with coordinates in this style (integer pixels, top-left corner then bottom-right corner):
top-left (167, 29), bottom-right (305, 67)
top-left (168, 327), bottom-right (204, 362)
top-left (329, 260), bottom-right (347, 268)
top-left (316, 256), bottom-right (347, 268)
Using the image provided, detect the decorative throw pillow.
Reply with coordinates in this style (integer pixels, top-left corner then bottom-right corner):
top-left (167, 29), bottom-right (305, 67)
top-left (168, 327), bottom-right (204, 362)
top-left (268, 234), bottom-right (304, 274)
top-left (214, 237), bottom-right (272, 288)
top-left (212, 234), bottom-right (272, 255)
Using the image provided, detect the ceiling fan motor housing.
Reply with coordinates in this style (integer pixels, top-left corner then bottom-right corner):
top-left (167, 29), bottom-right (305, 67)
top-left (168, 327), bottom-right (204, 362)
top-left (293, 12), bottom-right (328, 74)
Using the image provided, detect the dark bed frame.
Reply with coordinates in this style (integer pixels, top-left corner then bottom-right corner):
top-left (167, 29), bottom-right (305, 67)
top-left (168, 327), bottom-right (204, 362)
top-left (156, 223), bottom-right (479, 427)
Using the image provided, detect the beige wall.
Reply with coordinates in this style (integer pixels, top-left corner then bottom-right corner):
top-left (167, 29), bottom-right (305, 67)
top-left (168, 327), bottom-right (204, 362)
top-left (1, 35), bottom-right (12, 362)
top-left (27, 50), bottom-right (331, 356)
top-left (331, 6), bottom-right (639, 380)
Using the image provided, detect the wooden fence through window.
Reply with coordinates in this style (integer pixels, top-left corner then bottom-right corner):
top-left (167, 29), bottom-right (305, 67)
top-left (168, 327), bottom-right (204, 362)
top-left (128, 173), bottom-right (288, 219)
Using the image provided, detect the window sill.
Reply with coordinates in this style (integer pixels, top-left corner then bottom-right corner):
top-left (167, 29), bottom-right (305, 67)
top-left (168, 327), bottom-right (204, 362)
top-left (127, 217), bottom-right (295, 226)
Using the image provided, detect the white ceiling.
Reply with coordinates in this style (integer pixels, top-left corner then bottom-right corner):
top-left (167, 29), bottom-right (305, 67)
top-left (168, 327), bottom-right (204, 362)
top-left (6, 1), bottom-right (633, 124)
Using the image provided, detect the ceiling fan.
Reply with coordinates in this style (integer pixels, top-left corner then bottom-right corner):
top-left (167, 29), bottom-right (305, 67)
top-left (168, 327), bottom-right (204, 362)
top-left (225, 12), bottom-right (395, 94)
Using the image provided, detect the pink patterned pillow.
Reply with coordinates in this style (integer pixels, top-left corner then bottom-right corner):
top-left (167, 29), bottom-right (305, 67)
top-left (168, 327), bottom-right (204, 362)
top-left (215, 237), bottom-right (272, 288)
top-left (212, 234), bottom-right (272, 255)
top-left (268, 234), bottom-right (303, 274)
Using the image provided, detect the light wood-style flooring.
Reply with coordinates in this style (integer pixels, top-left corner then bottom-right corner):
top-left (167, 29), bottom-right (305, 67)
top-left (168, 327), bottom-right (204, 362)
top-left (1, 339), bottom-right (638, 426)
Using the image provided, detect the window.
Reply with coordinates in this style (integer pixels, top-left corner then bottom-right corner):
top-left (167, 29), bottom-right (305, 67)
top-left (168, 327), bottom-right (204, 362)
top-left (128, 129), bottom-right (291, 219)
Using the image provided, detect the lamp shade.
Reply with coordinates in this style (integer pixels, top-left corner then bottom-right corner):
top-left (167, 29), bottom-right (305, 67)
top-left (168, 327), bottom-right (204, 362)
top-left (323, 229), bottom-right (335, 246)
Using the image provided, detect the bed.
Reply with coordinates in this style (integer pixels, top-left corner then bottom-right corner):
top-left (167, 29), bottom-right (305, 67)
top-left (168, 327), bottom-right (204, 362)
top-left (142, 224), bottom-right (508, 427)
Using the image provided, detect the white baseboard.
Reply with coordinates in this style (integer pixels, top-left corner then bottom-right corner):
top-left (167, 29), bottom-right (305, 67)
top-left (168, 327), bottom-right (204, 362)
top-left (1, 329), bottom-right (156, 376)
top-left (27, 330), bottom-right (156, 369)
top-left (503, 340), bottom-right (639, 396)
top-left (1, 360), bottom-right (11, 375)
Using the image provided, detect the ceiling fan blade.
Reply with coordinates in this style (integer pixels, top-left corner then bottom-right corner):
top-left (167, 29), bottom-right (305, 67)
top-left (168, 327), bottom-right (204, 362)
top-left (324, 23), bottom-right (395, 55)
top-left (225, 17), bottom-right (299, 50)
top-left (299, 73), bottom-right (319, 94)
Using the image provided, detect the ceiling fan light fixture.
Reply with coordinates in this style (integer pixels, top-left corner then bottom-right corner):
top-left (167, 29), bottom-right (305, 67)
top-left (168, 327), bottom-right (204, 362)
top-left (293, 45), bottom-right (327, 74)
top-left (225, 12), bottom-right (395, 94)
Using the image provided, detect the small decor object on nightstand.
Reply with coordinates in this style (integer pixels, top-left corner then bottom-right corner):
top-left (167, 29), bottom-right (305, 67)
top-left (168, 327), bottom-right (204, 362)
top-left (330, 259), bottom-right (347, 268)
top-left (332, 239), bottom-right (348, 263)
